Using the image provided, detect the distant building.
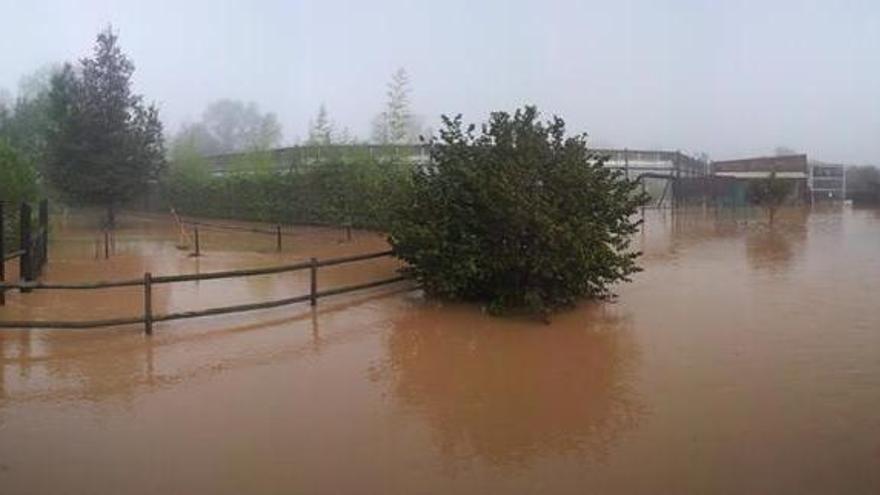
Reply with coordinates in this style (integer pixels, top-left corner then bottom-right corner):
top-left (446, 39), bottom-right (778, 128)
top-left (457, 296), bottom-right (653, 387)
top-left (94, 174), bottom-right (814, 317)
top-left (591, 148), bottom-right (708, 179)
top-left (808, 163), bottom-right (846, 202)
top-left (201, 145), bottom-right (707, 178)
top-left (711, 154), bottom-right (810, 203)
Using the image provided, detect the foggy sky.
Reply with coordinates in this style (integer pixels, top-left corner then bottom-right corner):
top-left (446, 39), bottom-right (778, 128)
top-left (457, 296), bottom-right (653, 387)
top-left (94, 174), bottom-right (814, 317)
top-left (2, 0), bottom-right (878, 164)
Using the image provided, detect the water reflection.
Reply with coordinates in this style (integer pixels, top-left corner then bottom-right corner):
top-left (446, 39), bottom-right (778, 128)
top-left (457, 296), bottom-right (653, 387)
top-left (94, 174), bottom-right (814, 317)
top-left (744, 213), bottom-right (807, 273)
top-left (384, 301), bottom-right (644, 468)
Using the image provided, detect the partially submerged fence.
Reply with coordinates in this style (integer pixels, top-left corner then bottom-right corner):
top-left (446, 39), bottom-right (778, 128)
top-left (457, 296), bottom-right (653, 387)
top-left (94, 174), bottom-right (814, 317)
top-left (179, 218), bottom-right (354, 254)
top-left (1, 200), bottom-right (49, 305)
top-left (0, 249), bottom-right (407, 334)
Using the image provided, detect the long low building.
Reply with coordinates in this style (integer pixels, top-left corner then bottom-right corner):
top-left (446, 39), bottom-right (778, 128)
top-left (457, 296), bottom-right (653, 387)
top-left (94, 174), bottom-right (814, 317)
top-left (202, 144), bottom-right (708, 179)
top-left (711, 154), bottom-right (845, 203)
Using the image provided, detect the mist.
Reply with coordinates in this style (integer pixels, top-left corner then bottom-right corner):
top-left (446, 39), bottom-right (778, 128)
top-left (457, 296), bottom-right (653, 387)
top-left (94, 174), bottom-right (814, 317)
top-left (2, 0), bottom-right (878, 163)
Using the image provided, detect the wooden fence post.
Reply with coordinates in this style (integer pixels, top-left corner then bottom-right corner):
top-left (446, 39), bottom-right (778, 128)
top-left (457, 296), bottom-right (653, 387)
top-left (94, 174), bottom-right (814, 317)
top-left (144, 272), bottom-right (153, 335)
top-left (20, 202), bottom-right (32, 293)
top-left (276, 224), bottom-right (282, 252)
top-left (104, 229), bottom-right (110, 260)
top-left (0, 201), bottom-right (5, 306)
top-left (310, 257), bottom-right (318, 306)
top-left (194, 226), bottom-right (201, 257)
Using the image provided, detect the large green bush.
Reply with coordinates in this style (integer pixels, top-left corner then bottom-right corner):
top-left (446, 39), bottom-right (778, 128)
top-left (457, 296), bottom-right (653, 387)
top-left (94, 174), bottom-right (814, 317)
top-left (389, 106), bottom-right (647, 315)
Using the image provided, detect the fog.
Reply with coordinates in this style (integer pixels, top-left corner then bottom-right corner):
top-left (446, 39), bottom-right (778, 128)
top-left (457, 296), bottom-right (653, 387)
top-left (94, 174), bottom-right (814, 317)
top-left (2, 0), bottom-right (878, 163)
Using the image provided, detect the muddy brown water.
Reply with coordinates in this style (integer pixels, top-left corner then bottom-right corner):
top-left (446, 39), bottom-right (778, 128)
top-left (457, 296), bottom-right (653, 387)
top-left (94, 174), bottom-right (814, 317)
top-left (1, 207), bottom-right (879, 494)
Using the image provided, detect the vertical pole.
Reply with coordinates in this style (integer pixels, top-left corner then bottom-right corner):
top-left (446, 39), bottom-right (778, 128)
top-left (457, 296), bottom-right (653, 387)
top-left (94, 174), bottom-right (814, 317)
top-left (144, 272), bottom-right (153, 335)
top-left (346, 224), bottom-right (352, 242)
top-left (0, 201), bottom-right (5, 306)
top-left (641, 179), bottom-right (646, 223)
top-left (624, 148), bottom-right (629, 181)
top-left (104, 229), bottom-right (110, 259)
top-left (276, 224), bottom-right (282, 252)
top-left (20, 202), bottom-right (32, 293)
top-left (194, 226), bottom-right (201, 257)
top-left (309, 257), bottom-right (318, 306)
top-left (38, 199), bottom-right (48, 265)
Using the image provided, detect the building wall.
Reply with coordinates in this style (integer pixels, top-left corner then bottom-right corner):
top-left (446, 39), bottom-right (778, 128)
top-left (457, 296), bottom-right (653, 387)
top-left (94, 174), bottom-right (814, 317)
top-left (809, 163), bottom-right (845, 201)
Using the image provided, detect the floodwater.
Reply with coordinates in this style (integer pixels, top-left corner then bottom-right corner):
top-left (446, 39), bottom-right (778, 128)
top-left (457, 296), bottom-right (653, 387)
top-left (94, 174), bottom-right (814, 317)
top-left (1, 207), bottom-right (879, 494)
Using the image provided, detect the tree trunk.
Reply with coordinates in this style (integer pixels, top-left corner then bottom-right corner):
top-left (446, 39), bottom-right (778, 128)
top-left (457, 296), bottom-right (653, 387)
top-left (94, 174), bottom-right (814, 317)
top-left (106, 204), bottom-right (116, 229)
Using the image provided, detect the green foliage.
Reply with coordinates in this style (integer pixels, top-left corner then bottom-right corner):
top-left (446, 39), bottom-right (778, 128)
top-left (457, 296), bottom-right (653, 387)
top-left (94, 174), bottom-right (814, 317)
top-left (0, 140), bottom-right (38, 249)
top-left (43, 27), bottom-right (165, 223)
top-left (389, 106), bottom-right (647, 316)
top-left (163, 153), bottom-right (411, 229)
top-left (0, 66), bottom-right (58, 167)
top-left (168, 137), bottom-right (211, 193)
top-left (748, 171), bottom-right (794, 224)
top-left (0, 140), bottom-right (38, 202)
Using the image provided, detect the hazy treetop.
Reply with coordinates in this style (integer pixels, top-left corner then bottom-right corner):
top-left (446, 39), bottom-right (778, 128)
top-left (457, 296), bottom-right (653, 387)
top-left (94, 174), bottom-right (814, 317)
top-left (3, 0), bottom-right (879, 164)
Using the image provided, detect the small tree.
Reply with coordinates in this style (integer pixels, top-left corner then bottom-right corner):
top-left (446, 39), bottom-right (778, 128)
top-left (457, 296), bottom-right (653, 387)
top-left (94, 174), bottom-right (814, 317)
top-left (371, 67), bottom-right (422, 145)
top-left (307, 103), bottom-right (334, 146)
top-left (390, 106), bottom-right (647, 317)
top-left (44, 27), bottom-right (165, 226)
top-left (749, 171), bottom-right (793, 225)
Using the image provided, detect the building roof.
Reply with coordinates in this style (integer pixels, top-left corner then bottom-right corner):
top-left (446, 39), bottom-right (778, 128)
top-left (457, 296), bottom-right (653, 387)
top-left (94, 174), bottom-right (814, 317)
top-left (712, 154), bottom-right (808, 174)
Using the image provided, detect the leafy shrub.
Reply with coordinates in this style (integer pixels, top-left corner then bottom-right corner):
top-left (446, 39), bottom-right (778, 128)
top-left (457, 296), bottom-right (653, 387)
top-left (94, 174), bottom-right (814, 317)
top-left (389, 106), bottom-right (646, 316)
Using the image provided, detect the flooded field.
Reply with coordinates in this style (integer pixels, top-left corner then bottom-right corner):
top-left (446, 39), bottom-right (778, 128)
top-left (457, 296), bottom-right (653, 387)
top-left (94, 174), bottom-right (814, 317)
top-left (1, 207), bottom-right (879, 494)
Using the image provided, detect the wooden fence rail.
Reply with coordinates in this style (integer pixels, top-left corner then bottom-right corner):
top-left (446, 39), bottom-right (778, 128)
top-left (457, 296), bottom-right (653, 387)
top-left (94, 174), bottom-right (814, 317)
top-left (0, 249), bottom-right (406, 334)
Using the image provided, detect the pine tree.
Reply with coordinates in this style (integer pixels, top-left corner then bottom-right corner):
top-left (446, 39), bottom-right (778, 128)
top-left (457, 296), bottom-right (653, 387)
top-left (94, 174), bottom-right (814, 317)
top-left (371, 68), bottom-right (423, 145)
top-left (386, 68), bottom-right (411, 144)
top-left (45, 27), bottom-right (165, 226)
top-left (307, 103), bottom-right (334, 145)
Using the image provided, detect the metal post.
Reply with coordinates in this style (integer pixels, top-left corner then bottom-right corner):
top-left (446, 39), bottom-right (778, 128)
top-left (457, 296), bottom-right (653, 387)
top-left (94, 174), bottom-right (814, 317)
top-left (310, 257), bottom-right (318, 306)
top-left (0, 201), bottom-right (5, 306)
top-left (20, 202), bottom-right (32, 292)
top-left (104, 229), bottom-right (110, 259)
top-left (276, 224), bottom-right (282, 252)
top-left (194, 226), bottom-right (201, 257)
top-left (641, 179), bottom-right (646, 223)
top-left (144, 272), bottom-right (153, 335)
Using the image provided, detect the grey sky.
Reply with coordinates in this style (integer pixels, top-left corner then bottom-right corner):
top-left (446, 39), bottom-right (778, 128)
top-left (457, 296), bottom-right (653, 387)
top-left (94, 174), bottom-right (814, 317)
top-left (2, 0), bottom-right (878, 163)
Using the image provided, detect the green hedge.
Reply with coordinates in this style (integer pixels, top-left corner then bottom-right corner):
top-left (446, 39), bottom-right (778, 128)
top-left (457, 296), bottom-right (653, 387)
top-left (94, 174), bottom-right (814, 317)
top-left (162, 154), bottom-right (412, 230)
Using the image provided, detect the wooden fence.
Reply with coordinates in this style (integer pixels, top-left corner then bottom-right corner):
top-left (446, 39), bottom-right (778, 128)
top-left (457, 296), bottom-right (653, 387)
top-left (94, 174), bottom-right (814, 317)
top-left (1, 200), bottom-right (49, 305)
top-left (0, 249), bottom-right (407, 334)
